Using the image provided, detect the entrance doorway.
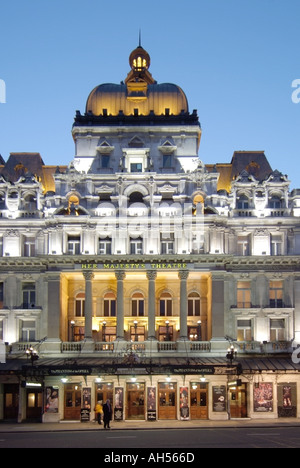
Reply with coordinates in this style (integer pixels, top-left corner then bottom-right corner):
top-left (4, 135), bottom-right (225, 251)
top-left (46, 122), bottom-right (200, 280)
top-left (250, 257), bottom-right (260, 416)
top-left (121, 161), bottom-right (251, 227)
top-left (26, 388), bottom-right (43, 421)
top-left (229, 383), bottom-right (247, 418)
top-left (190, 382), bottom-right (208, 419)
top-left (3, 384), bottom-right (19, 420)
top-left (126, 383), bottom-right (145, 420)
top-left (64, 383), bottom-right (81, 420)
top-left (158, 382), bottom-right (177, 419)
top-left (95, 383), bottom-right (114, 407)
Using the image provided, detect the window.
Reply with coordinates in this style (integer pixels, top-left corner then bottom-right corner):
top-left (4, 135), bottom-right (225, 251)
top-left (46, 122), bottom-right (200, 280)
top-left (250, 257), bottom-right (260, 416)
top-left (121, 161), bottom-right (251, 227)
top-left (269, 281), bottom-right (283, 308)
top-left (237, 281), bottom-right (251, 308)
top-left (270, 319), bottom-right (285, 341)
top-left (237, 319), bottom-right (252, 341)
top-left (20, 320), bottom-right (36, 342)
top-left (132, 293), bottom-right (145, 317)
top-left (24, 237), bottom-right (36, 257)
top-left (103, 293), bottom-right (116, 317)
top-left (101, 155), bottom-right (110, 169)
top-left (130, 325), bottom-right (145, 342)
top-left (0, 320), bottom-right (3, 340)
top-left (159, 324), bottom-right (173, 341)
top-left (237, 195), bottom-right (249, 210)
top-left (102, 326), bottom-right (116, 342)
top-left (188, 293), bottom-right (200, 316)
top-left (130, 238), bottom-right (143, 255)
top-left (269, 196), bottom-right (282, 209)
top-left (75, 293), bottom-right (85, 317)
top-left (130, 163), bottom-right (143, 173)
top-left (163, 155), bottom-right (172, 168)
top-left (99, 238), bottom-right (112, 255)
top-left (160, 293), bottom-right (173, 317)
top-left (237, 236), bottom-right (250, 256)
top-left (161, 234), bottom-right (174, 254)
top-left (68, 235), bottom-right (81, 255)
top-left (271, 235), bottom-right (283, 256)
top-left (22, 283), bottom-right (36, 309)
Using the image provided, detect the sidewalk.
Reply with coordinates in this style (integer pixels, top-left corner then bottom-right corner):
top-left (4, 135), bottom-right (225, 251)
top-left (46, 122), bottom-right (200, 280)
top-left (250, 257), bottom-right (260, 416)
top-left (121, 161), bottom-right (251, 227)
top-left (1, 417), bottom-right (300, 433)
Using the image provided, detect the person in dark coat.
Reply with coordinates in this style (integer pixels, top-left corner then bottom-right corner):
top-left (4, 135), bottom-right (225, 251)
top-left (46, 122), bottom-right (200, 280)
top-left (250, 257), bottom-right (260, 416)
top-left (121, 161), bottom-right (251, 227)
top-left (103, 399), bottom-right (112, 429)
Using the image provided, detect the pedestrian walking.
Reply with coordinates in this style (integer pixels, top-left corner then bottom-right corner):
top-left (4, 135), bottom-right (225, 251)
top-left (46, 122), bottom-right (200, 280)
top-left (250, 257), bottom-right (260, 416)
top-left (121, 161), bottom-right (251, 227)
top-left (94, 400), bottom-right (103, 425)
top-left (103, 399), bottom-right (112, 429)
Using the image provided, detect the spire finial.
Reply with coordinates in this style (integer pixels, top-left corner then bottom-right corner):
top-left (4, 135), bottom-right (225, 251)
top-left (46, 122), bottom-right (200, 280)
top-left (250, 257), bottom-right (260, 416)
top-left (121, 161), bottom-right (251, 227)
top-left (139, 29), bottom-right (142, 47)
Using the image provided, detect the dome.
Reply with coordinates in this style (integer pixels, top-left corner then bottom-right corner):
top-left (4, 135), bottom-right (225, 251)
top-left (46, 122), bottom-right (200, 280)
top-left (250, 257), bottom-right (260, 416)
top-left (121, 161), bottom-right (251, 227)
top-left (85, 45), bottom-right (189, 117)
top-left (86, 82), bottom-right (189, 117)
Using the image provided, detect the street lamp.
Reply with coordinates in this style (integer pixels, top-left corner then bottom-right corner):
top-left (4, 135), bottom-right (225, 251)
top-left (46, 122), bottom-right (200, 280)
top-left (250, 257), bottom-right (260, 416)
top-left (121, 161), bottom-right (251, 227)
top-left (102, 321), bottom-right (107, 342)
top-left (197, 320), bottom-right (202, 341)
top-left (134, 320), bottom-right (138, 342)
top-left (70, 320), bottom-right (75, 341)
top-left (26, 345), bottom-right (39, 366)
top-left (165, 320), bottom-right (170, 341)
top-left (226, 344), bottom-right (237, 365)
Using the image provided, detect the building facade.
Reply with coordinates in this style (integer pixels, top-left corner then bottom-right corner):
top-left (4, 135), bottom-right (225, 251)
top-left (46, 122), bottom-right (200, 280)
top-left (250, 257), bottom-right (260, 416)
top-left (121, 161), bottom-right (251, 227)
top-left (1, 44), bottom-right (300, 423)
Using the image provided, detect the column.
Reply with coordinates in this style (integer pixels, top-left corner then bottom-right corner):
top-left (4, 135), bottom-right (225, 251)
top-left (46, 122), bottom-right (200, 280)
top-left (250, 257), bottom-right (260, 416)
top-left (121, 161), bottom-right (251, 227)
top-left (83, 271), bottom-right (94, 341)
top-left (179, 270), bottom-right (189, 340)
top-left (115, 270), bottom-right (126, 340)
top-left (147, 270), bottom-right (157, 340)
top-left (211, 273), bottom-right (225, 340)
top-left (46, 273), bottom-right (61, 341)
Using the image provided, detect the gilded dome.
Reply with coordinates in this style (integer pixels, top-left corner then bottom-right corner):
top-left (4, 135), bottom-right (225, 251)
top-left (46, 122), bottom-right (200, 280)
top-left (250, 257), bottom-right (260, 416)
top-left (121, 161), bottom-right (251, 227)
top-left (85, 46), bottom-right (189, 117)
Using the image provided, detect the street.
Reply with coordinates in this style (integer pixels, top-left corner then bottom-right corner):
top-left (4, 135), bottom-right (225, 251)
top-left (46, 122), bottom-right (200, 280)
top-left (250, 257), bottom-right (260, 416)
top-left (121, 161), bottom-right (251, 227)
top-left (1, 426), bottom-right (300, 449)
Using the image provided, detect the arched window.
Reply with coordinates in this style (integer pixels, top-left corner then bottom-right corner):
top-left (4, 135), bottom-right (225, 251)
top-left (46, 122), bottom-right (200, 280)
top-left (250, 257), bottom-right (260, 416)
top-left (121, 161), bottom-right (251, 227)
top-left (237, 195), bottom-right (249, 210)
top-left (75, 293), bottom-right (85, 317)
top-left (269, 195), bottom-right (282, 209)
top-left (159, 292), bottom-right (172, 317)
top-left (131, 293), bottom-right (145, 317)
top-left (188, 292), bottom-right (201, 316)
top-left (103, 292), bottom-right (116, 317)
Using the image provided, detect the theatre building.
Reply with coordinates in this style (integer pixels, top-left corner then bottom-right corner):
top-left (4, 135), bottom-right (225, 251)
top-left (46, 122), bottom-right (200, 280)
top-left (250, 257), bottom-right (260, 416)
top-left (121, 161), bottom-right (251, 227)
top-left (1, 43), bottom-right (300, 423)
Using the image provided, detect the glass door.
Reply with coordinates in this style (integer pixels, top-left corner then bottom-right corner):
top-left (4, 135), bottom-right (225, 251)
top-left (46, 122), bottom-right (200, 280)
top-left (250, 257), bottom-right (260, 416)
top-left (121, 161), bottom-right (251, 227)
top-left (64, 383), bottom-right (81, 420)
top-left (190, 383), bottom-right (208, 419)
top-left (126, 383), bottom-right (145, 420)
top-left (158, 382), bottom-right (177, 419)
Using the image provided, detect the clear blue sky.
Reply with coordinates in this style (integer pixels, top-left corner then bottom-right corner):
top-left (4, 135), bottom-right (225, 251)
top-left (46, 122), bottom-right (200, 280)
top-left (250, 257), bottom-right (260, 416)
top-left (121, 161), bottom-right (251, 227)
top-left (0, 0), bottom-right (300, 187)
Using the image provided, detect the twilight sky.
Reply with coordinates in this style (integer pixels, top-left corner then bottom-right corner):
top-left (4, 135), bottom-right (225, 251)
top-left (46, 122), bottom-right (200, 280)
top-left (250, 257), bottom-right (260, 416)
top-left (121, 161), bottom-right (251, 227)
top-left (0, 0), bottom-right (300, 187)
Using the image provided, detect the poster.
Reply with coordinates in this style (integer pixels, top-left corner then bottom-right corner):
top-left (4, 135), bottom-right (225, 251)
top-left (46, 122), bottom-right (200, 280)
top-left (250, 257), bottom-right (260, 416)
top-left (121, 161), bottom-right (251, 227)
top-left (213, 386), bottom-right (227, 412)
top-left (147, 387), bottom-right (156, 421)
top-left (114, 387), bottom-right (124, 420)
top-left (82, 387), bottom-right (91, 410)
top-left (283, 385), bottom-right (292, 408)
top-left (45, 387), bottom-right (59, 413)
top-left (180, 386), bottom-right (189, 420)
top-left (254, 383), bottom-right (273, 412)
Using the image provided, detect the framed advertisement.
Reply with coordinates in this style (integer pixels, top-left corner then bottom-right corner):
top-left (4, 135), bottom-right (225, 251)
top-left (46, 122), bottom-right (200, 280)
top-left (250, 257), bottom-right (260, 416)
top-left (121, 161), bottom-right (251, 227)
top-left (254, 383), bottom-right (273, 412)
top-left (180, 386), bottom-right (189, 420)
top-left (213, 386), bottom-right (227, 412)
top-left (114, 387), bottom-right (124, 421)
top-left (147, 386), bottom-right (156, 421)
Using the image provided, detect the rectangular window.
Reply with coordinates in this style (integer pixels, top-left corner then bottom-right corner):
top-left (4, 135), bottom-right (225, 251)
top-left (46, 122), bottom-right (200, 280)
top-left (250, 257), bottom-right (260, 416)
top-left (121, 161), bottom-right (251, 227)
top-left (99, 239), bottom-right (112, 255)
top-left (130, 325), bottom-right (145, 342)
top-left (22, 283), bottom-right (36, 309)
top-left (104, 298), bottom-right (116, 317)
top-left (269, 281), bottom-right (283, 308)
top-left (24, 237), bottom-right (36, 257)
top-left (101, 155), bottom-right (110, 168)
top-left (161, 234), bottom-right (174, 254)
top-left (270, 319), bottom-right (285, 341)
top-left (237, 281), bottom-right (251, 308)
top-left (237, 319), bottom-right (252, 341)
top-left (130, 163), bottom-right (143, 173)
top-left (271, 235), bottom-right (283, 256)
top-left (0, 282), bottom-right (4, 308)
top-left (130, 238), bottom-right (143, 255)
top-left (21, 320), bottom-right (36, 342)
top-left (237, 236), bottom-right (250, 256)
top-left (0, 320), bottom-right (3, 340)
top-left (132, 299), bottom-right (145, 317)
top-left (68, 236), bottom-right (81, 255)
top-left (163, 155), bottom-right (172, 168)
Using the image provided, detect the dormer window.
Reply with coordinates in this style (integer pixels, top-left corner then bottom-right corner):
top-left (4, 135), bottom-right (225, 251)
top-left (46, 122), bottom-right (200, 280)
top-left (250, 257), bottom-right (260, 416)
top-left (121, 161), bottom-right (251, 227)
top-left (237, 195), bottom-right (249, 210)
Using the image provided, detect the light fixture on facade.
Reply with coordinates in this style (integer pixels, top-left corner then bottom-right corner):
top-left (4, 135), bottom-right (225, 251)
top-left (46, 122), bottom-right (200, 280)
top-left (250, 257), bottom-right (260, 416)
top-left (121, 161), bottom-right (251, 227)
top-left (61, 377), bottom-right (68, 383)
top-left (200, 375), bottom-right (206, 383)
